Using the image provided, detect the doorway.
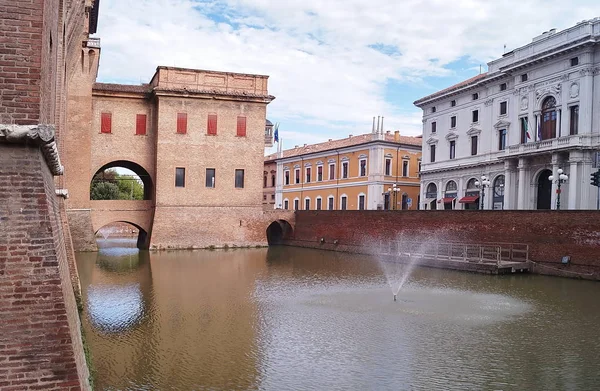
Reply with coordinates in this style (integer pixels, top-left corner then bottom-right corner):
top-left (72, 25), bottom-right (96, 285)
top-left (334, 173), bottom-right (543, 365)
top-left (537, 169), bottom-right (552, 209)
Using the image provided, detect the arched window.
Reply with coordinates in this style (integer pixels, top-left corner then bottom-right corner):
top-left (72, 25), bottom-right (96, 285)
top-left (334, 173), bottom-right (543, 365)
top-left (541, 96), bottom-right (557, 141)
top-left (426, 183), bottom-right (437, 194)
top-left (271, 174), bottom-right (275, 187)
top-left (445, 181), bottom-right (457, 192)
top-left (493, 175), bottom-right (505, 210)
top-left (466, 178), bottom-right (478, 190)
top-left (263, 176), bottom-right (267, 188)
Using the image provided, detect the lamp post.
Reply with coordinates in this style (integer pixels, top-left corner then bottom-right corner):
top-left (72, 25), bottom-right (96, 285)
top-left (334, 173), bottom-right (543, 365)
top-left (474, 175), bottom-right (491, 210)
top-left (387, 183), bottom-right (401, 210)
top-left (548, 168), bottom-right (568, 210)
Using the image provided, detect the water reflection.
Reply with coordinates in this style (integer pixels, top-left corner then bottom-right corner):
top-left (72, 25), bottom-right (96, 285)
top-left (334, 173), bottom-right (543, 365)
top-left (77, 244), bottom-right (600, 391)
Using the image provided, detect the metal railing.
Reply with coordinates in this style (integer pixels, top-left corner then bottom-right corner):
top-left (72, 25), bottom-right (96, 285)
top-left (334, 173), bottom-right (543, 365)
top-left (378, 240), bottom-right (529, 266)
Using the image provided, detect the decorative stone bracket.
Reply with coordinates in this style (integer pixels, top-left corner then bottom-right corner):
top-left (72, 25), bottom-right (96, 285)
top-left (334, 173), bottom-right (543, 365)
top-left (0, 124), bottom-right (64, 175)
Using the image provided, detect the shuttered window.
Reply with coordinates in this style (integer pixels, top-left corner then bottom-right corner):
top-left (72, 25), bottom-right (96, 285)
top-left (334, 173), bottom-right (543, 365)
top-left (101, 112), bottom-right (111, 134)
top-left (177, 113), bottom-right (187, 134)
top-left (136, 114), bottom-right (147, 135)
top-left (236, 116), bottom-right (246, 137)
top-left (207, 114), bottom-right (217, 135)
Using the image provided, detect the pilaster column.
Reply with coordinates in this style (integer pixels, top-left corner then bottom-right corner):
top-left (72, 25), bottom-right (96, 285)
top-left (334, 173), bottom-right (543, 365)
top-left (581, 152), bottom-right (594, 209)
top-left (438, 179), bottom-right (443, 209)
top-left (568, 158), bottom-right (578, 210)
top-left (504, 160), bottom-right (513, 209)
top-left (556, 109), bottom-right (561, 138)
top-left (550, 154), bottom-right (559, 210)
top-left (458, 177), bottom-right (464, 210)
top-left (517, 158), bottom-right (526, 210)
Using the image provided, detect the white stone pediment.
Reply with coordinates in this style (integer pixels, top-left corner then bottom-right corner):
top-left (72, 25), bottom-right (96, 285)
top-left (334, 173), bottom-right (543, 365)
top-left (445, 132), bottom-right (458, 141)
top-left (493, 120), bottom-right (511, 129)
top-left (466, 127), bottom-right (481, 136)
top-left (426, 137), bottom-right (439, 145)
top-left (327, 159), bottom-right (336, 163)
top-left (358, 154), bottom-right (368, 159)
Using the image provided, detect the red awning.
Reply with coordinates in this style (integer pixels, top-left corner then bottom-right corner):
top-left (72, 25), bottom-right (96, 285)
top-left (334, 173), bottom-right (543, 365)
top-left (439, 197), bottom-right (456, 203)
top-left (458, 195), bottom-right (480, 203)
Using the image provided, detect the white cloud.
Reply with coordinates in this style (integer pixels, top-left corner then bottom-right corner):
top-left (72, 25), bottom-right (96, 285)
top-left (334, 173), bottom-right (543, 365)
top-left (95, 0), bottom-right (600, 145)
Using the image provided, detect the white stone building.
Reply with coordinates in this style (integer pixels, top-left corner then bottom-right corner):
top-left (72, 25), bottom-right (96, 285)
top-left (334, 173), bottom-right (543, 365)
top-left (414, 18), bottom-right (600, 211)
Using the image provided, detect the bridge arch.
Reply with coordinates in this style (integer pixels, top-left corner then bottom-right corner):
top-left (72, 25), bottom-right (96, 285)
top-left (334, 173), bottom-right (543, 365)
top-left (266, 220), bottom-right (293, 245)
top-left (91, 160), bottom-right (153, 200)
top-left (94, 221), bottom-right (150, 250)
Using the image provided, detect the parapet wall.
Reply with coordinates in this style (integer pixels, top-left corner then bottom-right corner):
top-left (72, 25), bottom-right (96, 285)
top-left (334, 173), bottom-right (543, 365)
top-left (287, 210), bottom-right (600, 280)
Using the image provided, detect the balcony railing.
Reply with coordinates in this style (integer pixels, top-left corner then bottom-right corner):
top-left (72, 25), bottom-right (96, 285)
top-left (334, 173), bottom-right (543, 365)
top-left (505, 134), bottom-right (598, 157)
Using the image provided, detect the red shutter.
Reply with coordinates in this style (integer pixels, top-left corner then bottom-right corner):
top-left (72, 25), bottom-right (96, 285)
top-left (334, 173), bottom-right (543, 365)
top-left (236, 116), bottom-right (246, 137)
top-left (207, 114), bottom-right (217, 135)
top-left (101, 112), bottom-right (111, 134)
top-left (136, 114), bottom-right (147, 135)
top-left (177, 113), bottom-right (187, 134)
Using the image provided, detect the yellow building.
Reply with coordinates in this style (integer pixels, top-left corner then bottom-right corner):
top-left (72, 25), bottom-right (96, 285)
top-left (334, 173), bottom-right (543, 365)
top-left (267, 129), bottom-right (422, 210)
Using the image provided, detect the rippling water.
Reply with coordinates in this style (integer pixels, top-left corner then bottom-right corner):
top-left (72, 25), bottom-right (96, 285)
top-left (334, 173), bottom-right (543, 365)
top-left (76, 240), bottom-right (600, 390)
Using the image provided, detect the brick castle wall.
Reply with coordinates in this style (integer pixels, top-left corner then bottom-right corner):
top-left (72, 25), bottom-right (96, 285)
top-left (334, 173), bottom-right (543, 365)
top-left (287, 210), bottom-right (600, 279)
top-left (0, 145), bottom-right (90, 390)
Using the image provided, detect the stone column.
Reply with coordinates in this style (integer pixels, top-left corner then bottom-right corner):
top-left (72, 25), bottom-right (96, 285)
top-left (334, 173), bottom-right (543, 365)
top-left (438, 179), bottom-right (443, 210)
top-left (504, 160), bottom-right (513, 209)
top-left (581, 152), bottom-right (594, 209)
top-left (568, 157), bottom-right (579, 210)
top-left (457, 176), bottom-right (464, 210)
top-left (551, 154), bottom-right (559, 210)
top-left (517, 158), bottom-right (526, 210)
top-left (556, 109), bottom-right (561, 138)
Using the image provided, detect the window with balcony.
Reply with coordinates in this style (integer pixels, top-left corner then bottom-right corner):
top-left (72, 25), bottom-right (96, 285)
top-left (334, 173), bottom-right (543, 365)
top-left (570, 105), bottom-right (579, 135)
top-left (498, 129), bottom-right (507, 151)
top-left (471, 136), bottom-right (478, 156)
top-left (430, 145), bottom-right (436, 163)
top-left (520, 117), bottom-right (529, 144)
top-left (449, 140), bottom-right (456, 159)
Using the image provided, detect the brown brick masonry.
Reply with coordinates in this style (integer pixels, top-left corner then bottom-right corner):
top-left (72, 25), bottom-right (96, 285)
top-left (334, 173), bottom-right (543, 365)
top-left (286, 210), bottom-right (600, 280)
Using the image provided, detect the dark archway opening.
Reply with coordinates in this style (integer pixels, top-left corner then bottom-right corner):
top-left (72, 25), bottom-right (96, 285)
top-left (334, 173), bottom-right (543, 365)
top-left (90, 160), bottom-right (153, 201)
top-left (95, 222), bottom-right (149, 250)
top-left (266, 220), bottom-right (293, 245)
top-left (537, 169), bottom-right (552, 210)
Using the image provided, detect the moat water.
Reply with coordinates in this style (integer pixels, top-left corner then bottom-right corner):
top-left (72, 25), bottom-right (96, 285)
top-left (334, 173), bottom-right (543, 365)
top-left (76, 239), bottom-right (600, 391)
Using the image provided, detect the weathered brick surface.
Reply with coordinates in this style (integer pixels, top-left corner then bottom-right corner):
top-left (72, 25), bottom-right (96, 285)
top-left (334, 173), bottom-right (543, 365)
top-left (0, 145), bottom-right (90, 390)
top-left (289, 210), bottom-right (600, 279)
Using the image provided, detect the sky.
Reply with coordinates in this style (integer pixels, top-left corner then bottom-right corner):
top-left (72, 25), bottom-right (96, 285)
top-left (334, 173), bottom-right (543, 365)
top-left (94, 0), bottom-right (600, 154)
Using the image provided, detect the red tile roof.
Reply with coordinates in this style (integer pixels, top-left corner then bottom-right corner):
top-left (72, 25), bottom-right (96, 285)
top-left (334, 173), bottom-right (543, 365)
top-left (414, 73), bottom-right (488, 105)
top-left (265, 132), bottom-right (422, 161)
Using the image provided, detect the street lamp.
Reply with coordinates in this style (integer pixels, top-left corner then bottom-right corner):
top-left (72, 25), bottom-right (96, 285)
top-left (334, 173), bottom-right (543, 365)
top-left (474, 175), bottom-right (491, 210)
top-left (548, 168), bottom-right (568, 210)
top-left (387, 183), bottom-right (401, 210)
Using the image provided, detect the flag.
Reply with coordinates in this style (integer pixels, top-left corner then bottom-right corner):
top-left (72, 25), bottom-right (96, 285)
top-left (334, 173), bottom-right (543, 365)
top-left (274, 123), bottom-right (279, 142)
top-left (523, 118), bottom-right (531, 140)
top-left (537, 119), bottom-right (542, 141)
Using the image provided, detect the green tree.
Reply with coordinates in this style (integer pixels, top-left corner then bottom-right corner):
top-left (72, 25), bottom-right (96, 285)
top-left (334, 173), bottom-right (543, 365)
top-left (90, 181), bottom-right (121, 200)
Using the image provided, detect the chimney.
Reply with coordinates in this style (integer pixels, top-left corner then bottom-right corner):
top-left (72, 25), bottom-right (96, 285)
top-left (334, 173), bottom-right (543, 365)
top-left (294, 145), bottom-right (299, 148)
top-left (328, 139), bottom-right (333, 142)
top-left (377, 116), bottom-right (380, 132)
top-left (394, 130), bottom-right (400, 142)
top-left (381, 116), bottom-right (384, 134)
top-left (386, 130), bottom-right (391, 135)
top-left (348, 134), bottom-right (353, 138)
top-left (372, 117), bottom-right (376, 133)
top-left (303, 144), bottom-right (307, 147)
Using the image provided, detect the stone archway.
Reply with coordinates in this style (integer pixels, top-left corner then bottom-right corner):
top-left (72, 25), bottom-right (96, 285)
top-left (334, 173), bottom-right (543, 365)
top-left (266, 220), bottom-right (293, 245)
top-left (537, 169), bottom-right (552, 210)
top-left (95, 221), bottom-right (150, 250)
top-left (91, 160), bottom-right (154, 200)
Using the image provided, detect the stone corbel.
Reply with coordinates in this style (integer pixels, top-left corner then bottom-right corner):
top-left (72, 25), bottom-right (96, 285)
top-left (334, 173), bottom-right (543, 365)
top-left (0, 124), bottom-right (63, 175)
top-left (55, 189), bottom-right (69, 199)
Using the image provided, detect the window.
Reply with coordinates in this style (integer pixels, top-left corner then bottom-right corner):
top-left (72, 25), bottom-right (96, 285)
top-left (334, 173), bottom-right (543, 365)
top-left (570, 106), bottom-right (579, 135)
top-left (450, 116), bottom-right (456, 128)
top-left (328, 196), bottom-right (334, 210)
top-left (449, 140), bottom-right (456, 159)
top-left (271, 174), bottom-right (275, 187)
top-left (431, 121), bottom-right (437, 133)
top-left (329, 164), bottom-right (335, 180)
top-left (206, 168), bottom-right (215, 188)
top-left (472, 110), bottom-right (479, 123)
top-left (498, 129), bottom-right (507, 151)
top-left (101, 112), bottom-right (111, 133)
top-left (305, 198), bottom-right (310, 210)
top-left (294, 199), bottom-right (299, 210)
top-left (472, 93), bottom-right (479, 100)
top-left (136, 114), bottom-right (147, 135)
top-left (385, 158), bottom-right (391, 176)
top-left (402, 161), bottom-right (409, 177)
top-left (263, 176), bottom-right (267, 188)
top-left (341, 196), bottom-right (347, 210)
top-left (358, 195), bottom-right (365, 210)
top-left (471, 136), bottom-right (478, 156)
top-left (271, 194), bottom-right (275, 200)
top-left (431, 106), bottom-right (436, 113)
top-left (317, 165), bottom-right (323, 182)
top-left (520, 117), bottom-right (529, 144)
top-left (451, 100), bottom-right (456, 107)
top-left (207, 113), bottom-right (217, 135)
top-left (235, 169), bottom-right (244, 188)
top-left (418, 162), bottom-right (422, 173)
top-left (175, 167), bottom-right (185, 187)
top-left (284, 199), bottom-right (289, 210)
top-left (570, 57), bottom-right (579, 67)
top-left (305, 167), bottom-right (311, 183)
top-left (500, 83), bottom-right (507, 91)
top-left (500, 101), bottom-right (507, 115)
top-left (359, 159), bottom-right (367, 176)
top-left (521, 74), bottom-right (528, 82)
top-left (342, 162), bottom-right (349, 178)
top-left (295, 169), bottom-right (300, 184)
top-left (316, 197), bottom-right (322, 210)
top-left (236, 116), bottom-right (246, 137)
top-left (284, 170), bottom-right (290, 185)
top-left (430, 145), bottom-right (436, 163)
top-left (177, 112), bottom-right (187, 134)
top-left (263, 194), bottom-right (267, 201)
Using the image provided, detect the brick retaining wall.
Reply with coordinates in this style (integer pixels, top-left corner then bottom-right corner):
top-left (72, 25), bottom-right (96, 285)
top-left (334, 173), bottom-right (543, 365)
top-left (287, 210), bottom-right (600, 280)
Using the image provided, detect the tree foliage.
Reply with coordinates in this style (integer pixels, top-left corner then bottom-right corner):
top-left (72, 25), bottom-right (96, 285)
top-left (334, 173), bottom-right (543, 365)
top-left (90, 169), bottom-right (145, 200)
